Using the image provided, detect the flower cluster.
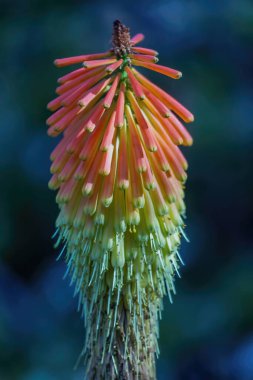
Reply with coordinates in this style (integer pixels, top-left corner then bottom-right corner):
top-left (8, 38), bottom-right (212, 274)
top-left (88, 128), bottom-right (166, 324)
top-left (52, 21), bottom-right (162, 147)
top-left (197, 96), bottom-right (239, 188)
top-left (47, 20), bottom-right (194, 379)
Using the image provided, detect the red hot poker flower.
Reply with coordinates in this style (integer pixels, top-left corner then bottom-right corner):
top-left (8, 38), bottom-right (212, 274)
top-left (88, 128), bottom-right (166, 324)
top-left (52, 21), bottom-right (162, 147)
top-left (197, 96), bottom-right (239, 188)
top-left (47, 20), bottom-right (194, 380)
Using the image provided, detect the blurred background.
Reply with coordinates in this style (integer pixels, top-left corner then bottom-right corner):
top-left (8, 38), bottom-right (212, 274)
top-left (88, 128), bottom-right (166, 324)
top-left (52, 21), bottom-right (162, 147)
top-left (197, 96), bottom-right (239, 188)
top-left (0, 0), bottom-right (253, 379)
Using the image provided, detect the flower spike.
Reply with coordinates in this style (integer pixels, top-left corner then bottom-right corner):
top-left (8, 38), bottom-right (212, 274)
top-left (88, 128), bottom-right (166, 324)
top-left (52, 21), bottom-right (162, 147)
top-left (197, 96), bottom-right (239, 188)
top-left (47, 20), bottom-right (195, 380)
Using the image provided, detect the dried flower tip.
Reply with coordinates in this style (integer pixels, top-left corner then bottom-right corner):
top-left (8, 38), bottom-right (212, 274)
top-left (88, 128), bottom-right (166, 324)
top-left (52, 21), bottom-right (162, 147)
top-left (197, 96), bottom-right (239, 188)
top-left (112, 20), bottom-right (132, 58)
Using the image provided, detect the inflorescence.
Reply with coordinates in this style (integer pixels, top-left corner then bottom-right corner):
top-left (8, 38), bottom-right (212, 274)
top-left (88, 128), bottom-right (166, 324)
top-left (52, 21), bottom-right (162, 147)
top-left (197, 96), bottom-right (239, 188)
top-left (47, 20), bottom-right (194, 379)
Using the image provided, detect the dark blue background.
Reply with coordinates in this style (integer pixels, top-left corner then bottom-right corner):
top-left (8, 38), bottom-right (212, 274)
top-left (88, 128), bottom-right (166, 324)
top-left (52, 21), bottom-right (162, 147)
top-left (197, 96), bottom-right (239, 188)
top-left (1, 0), bottom-right (253, 379)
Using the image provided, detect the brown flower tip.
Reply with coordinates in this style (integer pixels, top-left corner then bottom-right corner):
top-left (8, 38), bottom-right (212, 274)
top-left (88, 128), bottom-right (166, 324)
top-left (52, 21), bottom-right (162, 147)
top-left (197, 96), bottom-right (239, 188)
top-left (112, 20), bottom-right (132, 58)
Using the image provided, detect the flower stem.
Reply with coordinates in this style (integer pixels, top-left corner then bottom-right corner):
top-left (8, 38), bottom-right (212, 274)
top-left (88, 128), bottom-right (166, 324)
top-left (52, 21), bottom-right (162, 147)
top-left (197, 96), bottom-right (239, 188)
top-left (84, 300), bottom-right (157, 379)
